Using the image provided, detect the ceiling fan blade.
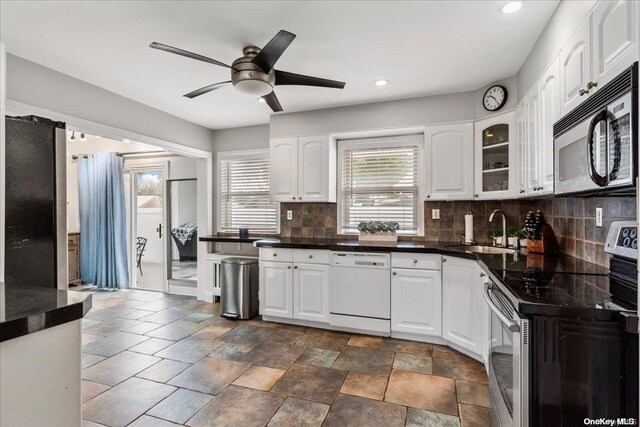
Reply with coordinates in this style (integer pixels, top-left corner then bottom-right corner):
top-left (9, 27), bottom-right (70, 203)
top-left (183, 81), bottom-right (231, 99)
top-left (275, 70), bottom-right (345, 89)
top-left (251, 30), bottom-right (296, 72)
top-left (262, 91), bottom-right (283, 112)
top-left (150, 42), bottom-right (233, 69)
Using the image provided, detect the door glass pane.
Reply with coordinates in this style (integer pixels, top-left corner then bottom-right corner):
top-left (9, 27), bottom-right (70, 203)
top-left (482, 124), bottom-right (510, 192)
top-left (168, 180), bottom-right (198, 282)
top-left (135, 170), bottom-right (164, 291)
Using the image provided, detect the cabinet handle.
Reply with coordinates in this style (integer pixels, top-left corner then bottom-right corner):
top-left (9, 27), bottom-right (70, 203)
top-left (292, 196), bottom-right (296, 200)
top-left (426, 194), bottom-right (431, 199)
top-left (308, 255), bottom-right (313, 259)
top-left (473, 194), bottom-right (479, 198)
top-left (273, 253), bottom-right (277, 257)
top-left (287, 266), bottom-right (292, 269)
top-left (392, 271), bottom-right (397, 275)
top-left (480, 272), bottom-right (486, 277)
top-left (413, 259), bottom-right (418, 264)
top-left (586, 81), bottom-right (598, 90)
top-left (294, 265), bottom-right (298, 269)
top-left (520, 189), bottom-right (525, 194)
top-left (579, 88), bottom-right (589, 96)
top-left (442, 258), bottom-right (447, 263)
top-left (299, 197), bottom-right (302, 200)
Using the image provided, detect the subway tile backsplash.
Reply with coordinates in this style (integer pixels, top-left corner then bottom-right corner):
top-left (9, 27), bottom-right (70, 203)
top-left (276, 195), bottom-right (636, 267)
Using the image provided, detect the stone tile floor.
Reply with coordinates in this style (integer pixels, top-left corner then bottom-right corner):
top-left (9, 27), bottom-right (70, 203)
top-left (80, 288), bottom-right (490, 427)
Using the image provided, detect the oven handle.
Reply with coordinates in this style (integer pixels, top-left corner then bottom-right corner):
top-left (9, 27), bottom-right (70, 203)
top-left (587, 109), bottom-right (608, 187)
top-left (483, 283), bottom-right (520, 333)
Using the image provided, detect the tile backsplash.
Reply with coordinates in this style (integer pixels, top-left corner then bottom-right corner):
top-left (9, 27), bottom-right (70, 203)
top-left (275, 195), bottom-right (636, 267)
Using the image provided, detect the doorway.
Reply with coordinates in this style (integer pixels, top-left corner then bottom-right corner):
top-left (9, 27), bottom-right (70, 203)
top-left (126, 165), bottom-right (168, 292)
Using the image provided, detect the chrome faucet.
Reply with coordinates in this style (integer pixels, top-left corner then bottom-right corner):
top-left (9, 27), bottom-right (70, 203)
top-left (489, 209), bottom-right (507, 247)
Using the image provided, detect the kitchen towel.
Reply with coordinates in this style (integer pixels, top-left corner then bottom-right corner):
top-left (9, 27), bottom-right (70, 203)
top-left (465, 211), bottom-right (474, 243)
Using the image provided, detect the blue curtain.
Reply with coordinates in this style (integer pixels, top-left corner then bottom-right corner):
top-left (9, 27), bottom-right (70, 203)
top-left (78, 152), bottom-right (129, 288)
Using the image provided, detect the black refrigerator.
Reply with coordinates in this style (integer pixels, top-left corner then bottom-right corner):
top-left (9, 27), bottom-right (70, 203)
top-left (5, 115), bottom-right (67, 288)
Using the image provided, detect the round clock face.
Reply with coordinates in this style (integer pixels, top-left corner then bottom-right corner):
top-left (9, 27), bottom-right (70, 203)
top-left (483, 85), bottom-right (508, 111)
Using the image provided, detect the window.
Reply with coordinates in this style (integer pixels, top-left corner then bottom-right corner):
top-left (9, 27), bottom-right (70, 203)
top-left (339, 134), bottom-right (424, 235)
top-left (218, 150), bottom-right (278, 233)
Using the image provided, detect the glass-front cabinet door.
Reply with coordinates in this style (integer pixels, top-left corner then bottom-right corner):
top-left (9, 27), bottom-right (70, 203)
top-left (474, 112), bottom-right (517, 200)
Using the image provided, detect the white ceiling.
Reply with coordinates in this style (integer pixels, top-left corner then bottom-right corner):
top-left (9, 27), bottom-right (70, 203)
top-left (1, 1), bottom-right (558, 130)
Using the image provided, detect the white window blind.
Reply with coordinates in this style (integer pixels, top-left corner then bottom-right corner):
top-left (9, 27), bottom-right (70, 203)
top-left (339, 135), bottom-right (423, 235)
top-left (219, 153), bottom-right (278, 233)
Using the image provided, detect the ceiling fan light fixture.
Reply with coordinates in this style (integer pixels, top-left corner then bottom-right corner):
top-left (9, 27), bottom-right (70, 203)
top-left (233, 79), bottom-right (273, 97)
top-left (500, 1), bottom-right (523, 14)
top-left (374, 79), bottom-right (389, 86)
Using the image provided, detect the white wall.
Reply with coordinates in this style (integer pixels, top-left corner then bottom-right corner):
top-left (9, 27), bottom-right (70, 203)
top-left (517, 0), bottom-right (596, 98)
top-left (6, 54), bottom-right (215, 153)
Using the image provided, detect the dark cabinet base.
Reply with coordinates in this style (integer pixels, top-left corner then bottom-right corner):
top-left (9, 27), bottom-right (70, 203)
top-left (530, 316), bottom-right (638, 426)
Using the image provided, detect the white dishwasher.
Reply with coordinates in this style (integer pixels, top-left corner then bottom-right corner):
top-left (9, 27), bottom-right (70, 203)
top-left (329, 252), bottom-right (391, 335)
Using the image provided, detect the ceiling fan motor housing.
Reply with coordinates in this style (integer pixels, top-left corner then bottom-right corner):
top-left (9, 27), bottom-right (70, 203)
top-left (231, 46), bottom-right (275, 96)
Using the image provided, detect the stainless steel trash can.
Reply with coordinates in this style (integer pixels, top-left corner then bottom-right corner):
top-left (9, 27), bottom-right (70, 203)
top-left (220, 257), bottom-right (259, 320)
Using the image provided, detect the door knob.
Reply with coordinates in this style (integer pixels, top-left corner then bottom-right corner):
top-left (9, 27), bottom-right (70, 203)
top-left (156, 224), bottom-right (163, 238)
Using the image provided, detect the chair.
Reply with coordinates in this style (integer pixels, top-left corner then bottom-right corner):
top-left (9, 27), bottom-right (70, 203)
top-left (136, 237), bottom-right (148, 276)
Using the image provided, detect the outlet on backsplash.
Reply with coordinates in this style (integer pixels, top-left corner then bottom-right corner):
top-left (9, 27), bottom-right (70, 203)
top-left (432, 209), bottom-right (440, 220)
top-left (595, 207), bottom-right (603, 227)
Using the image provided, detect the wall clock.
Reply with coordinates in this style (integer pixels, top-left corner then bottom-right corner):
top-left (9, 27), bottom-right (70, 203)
top-left (483, 85), bottom-right (508, 111)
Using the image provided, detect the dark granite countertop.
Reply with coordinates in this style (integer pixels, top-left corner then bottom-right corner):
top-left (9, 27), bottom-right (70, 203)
top-left (253, 238), bottom-right (477, 259)
top-left (0, 284), bottom-right (92, 342)
top-left (199, 235), bottom-right (264, 243)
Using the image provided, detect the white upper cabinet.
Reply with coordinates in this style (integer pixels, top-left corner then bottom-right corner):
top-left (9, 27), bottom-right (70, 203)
top-left (474, 112), bottom-right (517, 200)
top-left (560, 17), bottom-right (592, 116)
top-left (592, 0), bottom-right (637, 89)
top-left (523, 86), bottom-right (540, 195)
top-left (270, 137), bottom-right (299, 202)
top-left (424, 123), bottom-right (474, 200)
top-left (537, 57), bottom-right (560, 195)
top-left (270, 135), bottom-right (336, 203)
top-left (298, 136), bottom-right (334, 202)
top-left (516, 101), bottom-right (526, 197)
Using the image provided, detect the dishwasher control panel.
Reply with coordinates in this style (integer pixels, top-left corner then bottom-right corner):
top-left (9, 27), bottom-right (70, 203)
top-left (331, 252), bottom-right (390, 269)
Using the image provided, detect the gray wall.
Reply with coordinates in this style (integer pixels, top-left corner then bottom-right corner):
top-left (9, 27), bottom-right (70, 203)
top-left (517, 0), bottom-right (596, 98)
top-left (212, 124), bottom-right (270, 153)
top-left (270, 76), bottom-right (517, 138)
top-left (6, 54), bottom-right (215, 153)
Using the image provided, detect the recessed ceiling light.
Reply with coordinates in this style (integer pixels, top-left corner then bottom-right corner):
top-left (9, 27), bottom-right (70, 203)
top-left (374, 79), bottom-right (388, 86)
top-left (500, 1), bottom-right (523, 14)
top-left (257, 97), bottom-right (266, 103)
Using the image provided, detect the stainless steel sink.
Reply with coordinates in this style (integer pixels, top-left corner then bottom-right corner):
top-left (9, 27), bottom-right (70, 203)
top-left (452, 245), bottom-right (517, 255)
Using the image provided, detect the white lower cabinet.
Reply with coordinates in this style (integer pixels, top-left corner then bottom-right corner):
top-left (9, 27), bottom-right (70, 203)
top-left (294, 263), bottom-right (329, 322)
top-left (391, 268), bottom-right (442, 337)
top-left (442, 256), bottom-right (484, 357)
top-left (259, 261), bottom-right (294, 319)
top-left (259, 250), bottom-right (329, 323)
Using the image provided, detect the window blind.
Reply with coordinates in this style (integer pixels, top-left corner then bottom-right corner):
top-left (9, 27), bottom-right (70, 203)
top-left (220, 155), bottom-right (278, 233)
top-left (340, 141), bottom-right (421, 234)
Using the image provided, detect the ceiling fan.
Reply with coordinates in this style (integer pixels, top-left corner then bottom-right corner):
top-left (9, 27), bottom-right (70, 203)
top-left (149, 30), bottom-right (346, 112)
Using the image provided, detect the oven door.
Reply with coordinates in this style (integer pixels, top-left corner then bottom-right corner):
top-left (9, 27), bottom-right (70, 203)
top-left (554, 111), bottom-right (608, 195)
top-left (484, 282), bottom-right (529, 427)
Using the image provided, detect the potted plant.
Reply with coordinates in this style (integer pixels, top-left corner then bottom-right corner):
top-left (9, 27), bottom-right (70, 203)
top-left (509, 229), bottom-right (526, 248)
top-left (357, 221), bottom-right (400, 242)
